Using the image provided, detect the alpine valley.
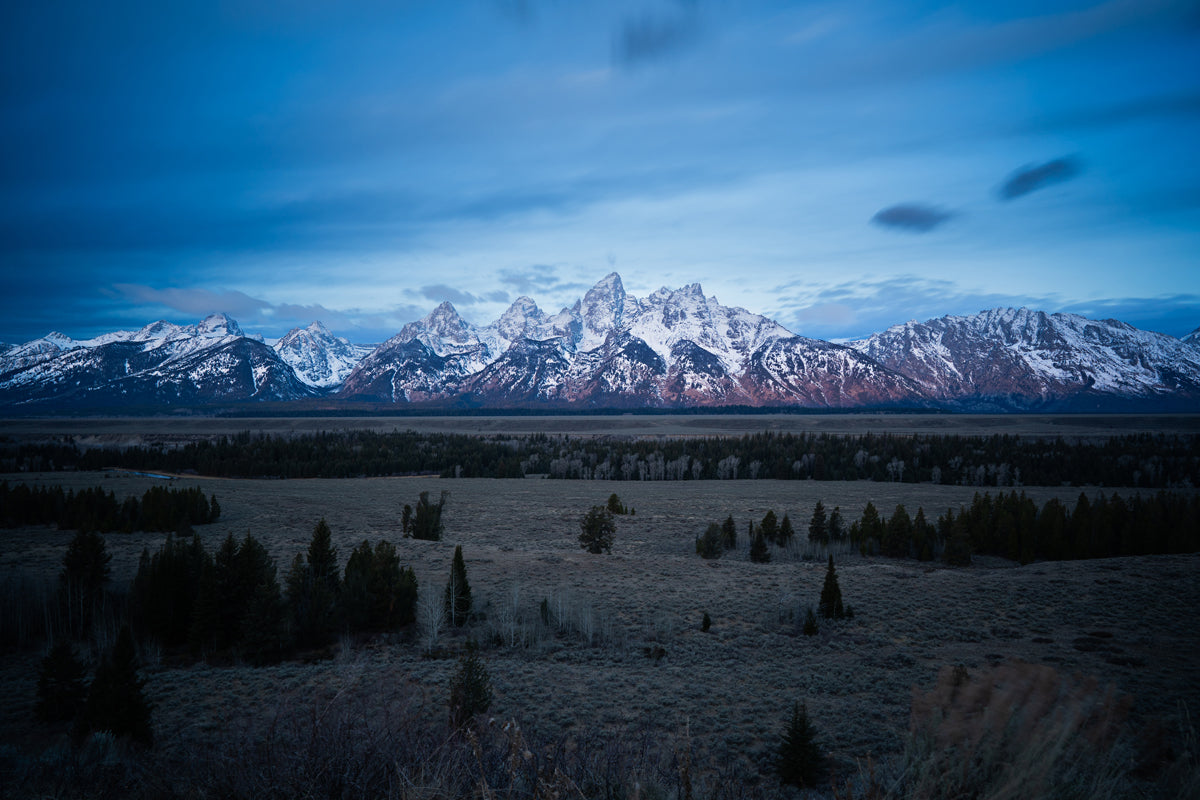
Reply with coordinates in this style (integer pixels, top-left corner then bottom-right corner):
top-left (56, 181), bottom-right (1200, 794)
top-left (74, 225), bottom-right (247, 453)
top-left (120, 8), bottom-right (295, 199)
top-left (2, 274), bottom-right (1198, 413)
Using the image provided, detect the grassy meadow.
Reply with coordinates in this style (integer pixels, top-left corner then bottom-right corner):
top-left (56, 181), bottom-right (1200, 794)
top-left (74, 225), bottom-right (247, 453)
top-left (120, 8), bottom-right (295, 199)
top-left (1, 416), bottom-right (1198, 797)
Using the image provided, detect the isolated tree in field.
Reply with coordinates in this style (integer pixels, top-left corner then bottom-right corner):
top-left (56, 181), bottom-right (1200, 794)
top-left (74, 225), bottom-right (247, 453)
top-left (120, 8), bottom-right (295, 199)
top-left (760, 510), bottom-right (779, 544)
top-left (777, 701), bottom-right (823, 788)
top-left (579, 506), bottom-right (615, 554)
top-left (696, 523), bottom-right (724, 559)
top-left (607, 493), bottom-right (628, 515)
top-left (802, 607), bottom-right (819, 637)
top-left (60, 528), bottom-right (111, 636)
top-left (448, 642), bottom-right (492, 730)
top-left (818, 555), bottom-right (844, 619)
top-left (409, 491), bottom-right (448, 541)
top-left (401, 503), bottom-right (413, 535)
top-left (749, 526), bottom-right (771, 563)
top-left (721, 515), bottom-right (737, 550)
top-left (444, 545), bottom-right (472, 627)
top-left (808, 500), bottom-right (828, 545)
top-left (35, 641), bottom-right (88, 723)
top-left (75, 625), bottom-right (152, 745)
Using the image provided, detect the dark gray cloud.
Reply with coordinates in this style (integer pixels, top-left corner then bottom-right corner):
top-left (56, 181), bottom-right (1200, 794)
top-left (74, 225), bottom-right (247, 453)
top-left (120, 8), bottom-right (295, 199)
top-left (998, 157), bottom-right (1082, 200)
top-left (870, 204), bottom-right (955, 233)
top-left (615, 8), bottom-right (702, 67)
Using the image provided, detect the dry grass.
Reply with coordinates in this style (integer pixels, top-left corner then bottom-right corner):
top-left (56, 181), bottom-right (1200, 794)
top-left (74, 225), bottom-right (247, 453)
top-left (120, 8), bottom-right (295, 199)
top-left (2, 470), bottom-right (1199, 797)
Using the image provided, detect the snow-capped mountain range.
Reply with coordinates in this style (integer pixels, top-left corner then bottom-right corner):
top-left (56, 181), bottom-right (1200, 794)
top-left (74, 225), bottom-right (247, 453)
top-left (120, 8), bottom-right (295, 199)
top-left (2, 274), bottom-right (1198, 412)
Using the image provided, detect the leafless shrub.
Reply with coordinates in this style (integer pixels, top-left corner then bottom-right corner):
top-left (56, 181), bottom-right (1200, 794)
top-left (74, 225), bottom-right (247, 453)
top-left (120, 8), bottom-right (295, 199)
top-left (901, 661), bottom-right (1135, 800)
top-left (419, 585), bottom-right (446, 655)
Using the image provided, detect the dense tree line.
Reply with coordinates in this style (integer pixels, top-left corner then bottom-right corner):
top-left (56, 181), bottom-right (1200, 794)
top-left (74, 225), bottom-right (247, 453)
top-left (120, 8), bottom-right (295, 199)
top-left (843, 491), bottom-right (1200, 565)
top-left (130, 520), bottom-right (419, 664)
top-left (0, 482), bottom-right (220, 533)
top-left (4, 429), bottom-right (1199, 487)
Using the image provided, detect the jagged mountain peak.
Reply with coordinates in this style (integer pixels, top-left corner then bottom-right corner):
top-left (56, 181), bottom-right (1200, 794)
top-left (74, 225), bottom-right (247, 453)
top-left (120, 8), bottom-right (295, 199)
top-left (273, 320), bottom-right (369, 389)
top-left (494, 295), bottom-right (548, 340)
top-left (197, 313), bottom-right (243, 338)
top-left (851, 306), bottom-right (1200, 409)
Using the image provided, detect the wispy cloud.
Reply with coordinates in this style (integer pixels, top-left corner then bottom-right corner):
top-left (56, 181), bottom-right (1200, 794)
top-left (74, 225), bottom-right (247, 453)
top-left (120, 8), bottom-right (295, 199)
top-left (999, 157), bottom-right (1083, 200)
top-left (615, 8), bottom-right (702, 67)
top-left (110, 284), bottom-right (423, 343)
top-left (870, 204), bottom-right (955, 233)
top-left (498, 264), bottom-right (591, 298)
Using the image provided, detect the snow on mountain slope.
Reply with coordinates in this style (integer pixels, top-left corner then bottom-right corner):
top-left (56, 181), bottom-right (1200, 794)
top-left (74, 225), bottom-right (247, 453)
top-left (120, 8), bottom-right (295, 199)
top-left (273, 321), bottom-right (371, 389)
top-left (1184, 326), bottom-right (1200, 347)
top-left (338, 273), bottom-right (928, 408)
top-left (0, 314), bottom-right (317, 408)
top-left (850, 308), bottom-right (1200, 409)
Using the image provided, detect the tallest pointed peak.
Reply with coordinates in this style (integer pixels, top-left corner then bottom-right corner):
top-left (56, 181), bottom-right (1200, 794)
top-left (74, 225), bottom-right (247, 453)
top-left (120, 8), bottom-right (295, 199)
top-left (594, 271), bottom-right (624, 291)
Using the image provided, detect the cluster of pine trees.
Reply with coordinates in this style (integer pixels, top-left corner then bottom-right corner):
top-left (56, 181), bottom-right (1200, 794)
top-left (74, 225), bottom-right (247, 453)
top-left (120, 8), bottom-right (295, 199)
top-left (0, 481), bottom-right (219, 534)
top-left (6, 430), bottom-right (1198, 487)
top-left (129, 519), bottom-right (419, 665)
top-left (846, 491), bottom-right (1200, 565)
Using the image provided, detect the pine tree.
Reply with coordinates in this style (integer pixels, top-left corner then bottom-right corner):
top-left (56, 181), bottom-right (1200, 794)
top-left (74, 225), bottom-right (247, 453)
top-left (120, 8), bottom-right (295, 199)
top-left (696, 523), bottom-right (724, 559)
top-left (760, 510), bottom-right (779, 544)
top-left (448, 642), bottom-right (492, 730)
top-left (808, 500), bottom-right (828, 545)
top-left (60, 528), bottom-right (111, 637)
top-left (777, 701), bottom-right (823, 788)
top-left (882, 504), bottom-right (913, 558)
top-left (913, 507), bottom-right (933, 561)
top-left (721, 515), bottom-right (737, 550)
top-left (241, 578), bottom-right (287, 666)
top-left (778, 513), bottom-right (795, 546)
top-left (942, 512), bottom-right (973, 567)
top-left (444, 545), bottom-right (472, 627)
top-left (802, 607), bottom-right (819, 637)
top-left (345, 539), bottom-right (418, 632)
top-left (35, 641), bottom-right (88, 723)
top-left (818, 555), bottom-right (844, 619)
top-left (286, 520), bottom-right (342, 650)
top-left (579, 506), bottom-right (615, 554)
top-left (75, 626), bottom-right (152, 745)
top-left (749, 526), bottom-right (771, 563)
top-left (410, 491), bottom-right (448, 541)
top-left (828, 506), bottom-right (845, 542)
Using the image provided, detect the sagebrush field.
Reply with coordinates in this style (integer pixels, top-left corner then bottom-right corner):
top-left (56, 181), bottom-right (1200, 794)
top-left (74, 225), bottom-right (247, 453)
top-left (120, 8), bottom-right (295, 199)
top-left (2, 416), bottom-right (1198, 798)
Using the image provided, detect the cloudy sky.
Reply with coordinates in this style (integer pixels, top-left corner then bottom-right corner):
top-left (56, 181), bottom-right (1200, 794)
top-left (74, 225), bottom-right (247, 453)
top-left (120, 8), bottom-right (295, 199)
top-left (2, 0), bottom-right (1198, 345)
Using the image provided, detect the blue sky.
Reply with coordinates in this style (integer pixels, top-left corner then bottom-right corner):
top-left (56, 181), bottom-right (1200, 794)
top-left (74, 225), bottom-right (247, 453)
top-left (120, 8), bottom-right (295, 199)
top-left (2, 0), bottom-right (1198, 345)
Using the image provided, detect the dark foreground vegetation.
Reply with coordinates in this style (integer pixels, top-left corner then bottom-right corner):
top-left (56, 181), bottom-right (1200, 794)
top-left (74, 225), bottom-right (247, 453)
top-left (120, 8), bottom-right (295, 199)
top-left (4, 429), bottom-right (1199, 487)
